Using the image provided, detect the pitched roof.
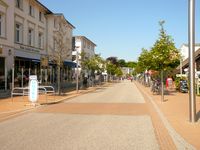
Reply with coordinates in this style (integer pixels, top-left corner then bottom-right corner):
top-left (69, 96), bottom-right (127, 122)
top-left (74, 36), bottom-right (96, 46)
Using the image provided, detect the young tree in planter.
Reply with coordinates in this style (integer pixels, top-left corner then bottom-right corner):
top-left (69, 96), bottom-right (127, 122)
top-left (151, 20), bottom-right (180, 101)
top-left (49, 17), bottom-right (72, 95)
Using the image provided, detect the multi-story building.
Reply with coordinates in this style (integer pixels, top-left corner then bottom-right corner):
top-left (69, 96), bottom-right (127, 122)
top-left (72, 36), bottom-right (96, 77)
top-left (0, 0), bottom-right (75, 90)
top-left (72, 36), bottom-right (96, 66)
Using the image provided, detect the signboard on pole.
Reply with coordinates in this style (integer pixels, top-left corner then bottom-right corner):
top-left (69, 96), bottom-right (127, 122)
top-left (29, 75), bottom-right (38, 103)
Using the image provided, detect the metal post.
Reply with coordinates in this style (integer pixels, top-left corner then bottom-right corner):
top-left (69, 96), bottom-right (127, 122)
top-left (180, 58), bottom-right (183, 75)
top-left (12, 64), bottom-right (14, 90)
top-left (40, 68), bottom-right (43, 84)
top-left (161, 70), bottom-right (164, 102)
top-left (21, 67), bottom-right (23, 88)
top-left (188, 0), bottom-right (196, 122)
top-left (76, 47), bottom-right (79, 93)
top-left (35, 68), bottom-right (37, 75)
top-left (29, 68), bottom-right (31, 77)
top-left (45, 68), bottom-right (47, 84)
top-left (53, 68), bottom-right (54, 84)
top-left (5, 65), bottom-right (7, 90)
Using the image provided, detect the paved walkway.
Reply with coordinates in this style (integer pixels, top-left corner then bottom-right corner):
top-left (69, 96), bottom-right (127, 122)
top-left (0, 86), bottom-right (98, 122)
top-left (0, 81), bottom-right (160, 150)
top-left (0, 81), bottom-right (200, 149)
top-left (135, 81), bottom-right (200, 149)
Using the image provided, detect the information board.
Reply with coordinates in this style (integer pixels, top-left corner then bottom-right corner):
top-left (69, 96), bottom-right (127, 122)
top-left (29, 75), bottom-right (38, 103)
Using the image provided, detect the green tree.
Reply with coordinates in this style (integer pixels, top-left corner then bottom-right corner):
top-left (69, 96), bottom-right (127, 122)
top-left (82, 54), bottom-right (105, 75)
top-left (126, 61), bottom-right (137, 68)
top-left (49, 18), bottom-right (71, 95)
top-left (106, 63), bottom-right (117, 76)
top-left (134, 48), bottom-right (153, 74)
top-left (151, 20), bottom-right (180, 101)
top-left (115, 67), bottom-right (123, 77)
top-left (118, 59), bottom-right (126, 67)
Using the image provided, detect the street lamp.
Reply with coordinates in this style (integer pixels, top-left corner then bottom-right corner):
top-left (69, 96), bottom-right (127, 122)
top-left (188, 0), bottom-right (196, 122)
top-left (75, 46), bottom-right (80, 93)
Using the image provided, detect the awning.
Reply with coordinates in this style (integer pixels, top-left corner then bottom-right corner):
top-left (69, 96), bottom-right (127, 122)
top-left (64, 61), bottom-right (77, 68)
top-left (15, 56), bottom-right (40, 63)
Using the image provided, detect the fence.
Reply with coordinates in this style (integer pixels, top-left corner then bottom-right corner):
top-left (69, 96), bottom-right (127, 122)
top-left (11, 86), bottom-right (55, 103)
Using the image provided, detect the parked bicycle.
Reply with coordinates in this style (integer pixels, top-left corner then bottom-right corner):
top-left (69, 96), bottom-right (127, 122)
top-left (151, 79), bottom-right (161, 94)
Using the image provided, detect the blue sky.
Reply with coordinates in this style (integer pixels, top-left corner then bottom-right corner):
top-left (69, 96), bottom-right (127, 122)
top-left (39, 0), bottom-right (200, 61)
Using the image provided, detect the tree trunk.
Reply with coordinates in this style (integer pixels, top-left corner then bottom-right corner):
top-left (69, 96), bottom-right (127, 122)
top-left (161, 70), bottom-right (164, 102)
top-left (57, 66), bottom-right (61, 95)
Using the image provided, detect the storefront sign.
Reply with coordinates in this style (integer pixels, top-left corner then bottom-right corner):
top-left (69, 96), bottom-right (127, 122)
top-left (19, 45), bottom-right (40, 53)
top-left (29, 75), bottom-right (38, 103)
top-left (41, 57), bottom-right (48, 67)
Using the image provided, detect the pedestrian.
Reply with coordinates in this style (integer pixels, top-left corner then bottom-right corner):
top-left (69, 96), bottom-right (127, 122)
top-left (166, 76), bottom-right (173, 90)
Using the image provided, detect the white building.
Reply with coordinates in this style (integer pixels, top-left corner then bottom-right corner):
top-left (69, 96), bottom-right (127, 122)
top-left (72, 36), bottom-right (96, 68)
top-left (121, 67), bottom-right (133, 76)
top-left (0, 0), bottom-right (75, 90)
top-left (180, 43), bottom-right (200, 61)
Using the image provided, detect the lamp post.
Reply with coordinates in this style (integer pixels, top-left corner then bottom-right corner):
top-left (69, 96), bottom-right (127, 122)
top-left (75, 46), bottom-right (80, 93)
top-left (188, 0), bottom-right (196, 122)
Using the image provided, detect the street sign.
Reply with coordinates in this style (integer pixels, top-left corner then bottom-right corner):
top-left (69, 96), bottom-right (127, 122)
top-left (29, 75), bottom-right (38, 103)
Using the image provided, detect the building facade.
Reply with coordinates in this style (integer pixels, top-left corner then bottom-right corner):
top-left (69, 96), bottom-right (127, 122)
top-left (72, 36), bottom-right (96, 66)
top-left (180, 43), bottom-right (200, 61)
top-left (72, 36), bottom-right (96, 78)
top-left (0, 0), bottom-right (75, 90)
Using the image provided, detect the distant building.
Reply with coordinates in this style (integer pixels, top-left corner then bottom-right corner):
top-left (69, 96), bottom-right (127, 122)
top-left (121, 67), bottom-right (133, 76)
top-left (179, 44), bottom-right (200, 74)
top-left (180, 43), bottom-right (200, 61)
top-left (72, 36), bottom-right (96, 74)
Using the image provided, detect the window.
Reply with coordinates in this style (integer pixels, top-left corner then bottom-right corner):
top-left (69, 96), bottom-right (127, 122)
top-left (83, 41), bottom-right (86, 48)
top-left (28, 28), bottom-right (34, 46)
top-left (29, 5), bottom-right (34, 17)
top-left (38, 33), bottom-right (43, 48)
top-left (53, 18), bottom-right (60, 29)
top-left (39, 11), bottom-right (43, 22)
top-left (15, 23), bottom-right (23, 43)
top-left (0, 15), bottom-right (2, 36)
top-left (16, 0), bottom-right (23, 9)
top-left (0, 13), bottom-right (5, 37)
top-left (53, 39), bottom-right (56, 50)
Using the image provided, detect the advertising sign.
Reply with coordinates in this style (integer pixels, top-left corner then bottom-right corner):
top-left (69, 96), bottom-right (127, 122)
top-left (29, 75), bottom-right (38, 103)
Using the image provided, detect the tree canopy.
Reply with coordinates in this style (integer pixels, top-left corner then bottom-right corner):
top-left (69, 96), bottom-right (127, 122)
top-left (134, 21), bottom-right (180, 74)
